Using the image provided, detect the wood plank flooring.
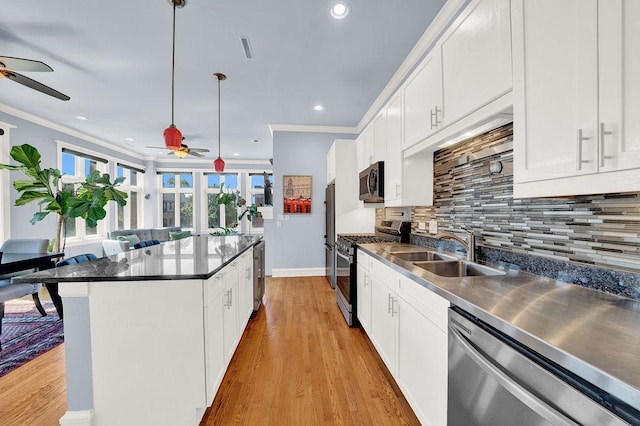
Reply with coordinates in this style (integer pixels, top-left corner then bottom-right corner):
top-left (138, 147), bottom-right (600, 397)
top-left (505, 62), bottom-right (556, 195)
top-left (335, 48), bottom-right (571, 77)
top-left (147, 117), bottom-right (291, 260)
top-left (0, 277), bottom-right (419, 425)
top-left (201, 277), bottom-right (419, 425)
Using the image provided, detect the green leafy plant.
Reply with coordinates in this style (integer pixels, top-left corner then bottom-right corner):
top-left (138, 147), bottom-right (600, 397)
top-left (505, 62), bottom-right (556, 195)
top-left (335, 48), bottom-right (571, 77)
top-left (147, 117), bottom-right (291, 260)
top-left (0, 144), bottom-right (128, 253)
top-left (238, 204), bottom-right (260, 222)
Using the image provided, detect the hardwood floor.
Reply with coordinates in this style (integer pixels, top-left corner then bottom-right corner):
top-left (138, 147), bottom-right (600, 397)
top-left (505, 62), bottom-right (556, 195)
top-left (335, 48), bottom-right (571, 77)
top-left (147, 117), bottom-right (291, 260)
top-left (0, 344), bottom-right (66, 425)
top-left (0, 277), bottom-right (419, 425)
top-left (201, 277), bottom-right (419, 425)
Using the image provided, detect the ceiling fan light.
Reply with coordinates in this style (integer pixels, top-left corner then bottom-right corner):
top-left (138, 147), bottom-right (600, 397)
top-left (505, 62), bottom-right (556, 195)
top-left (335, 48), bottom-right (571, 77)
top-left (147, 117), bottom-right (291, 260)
top-left (214, 156), bottom-right (225, 173)
top-left (164, 125), bottom-right (182, 150)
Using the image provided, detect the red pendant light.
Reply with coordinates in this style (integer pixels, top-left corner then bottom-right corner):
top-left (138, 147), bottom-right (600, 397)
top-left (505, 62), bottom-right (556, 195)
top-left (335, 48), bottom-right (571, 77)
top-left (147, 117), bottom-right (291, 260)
top-left (164, 0), bottom-right (186, 150)
top-left (213, 73), bottom-right (227, 172)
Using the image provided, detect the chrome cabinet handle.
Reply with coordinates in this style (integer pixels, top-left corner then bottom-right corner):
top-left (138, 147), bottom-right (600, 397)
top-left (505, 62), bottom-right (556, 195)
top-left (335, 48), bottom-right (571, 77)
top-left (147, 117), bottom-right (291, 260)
top-left (391, 297), bottom-right (398, 318)
top-left (363, 273), bottom-right (368, 287)
top-left (430, 108), bottom-right (436, 130)
top-left (434, 105), bottom-right (441, 127)
top-left (387, 293), bottom-right (392, 314)
top-left (599, 123), bottom-right (613, 167)
top-left (395, 182), bottom-right (401, 197)
top-left (576, 129), bottom-right (590, 171)
top-left (224, 290), bottom-right (231, 308)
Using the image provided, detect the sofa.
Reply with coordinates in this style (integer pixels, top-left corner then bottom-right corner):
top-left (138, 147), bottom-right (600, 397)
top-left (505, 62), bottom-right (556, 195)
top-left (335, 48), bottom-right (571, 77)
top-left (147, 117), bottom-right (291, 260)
top-left (102, 227), bottom-right (183, 256)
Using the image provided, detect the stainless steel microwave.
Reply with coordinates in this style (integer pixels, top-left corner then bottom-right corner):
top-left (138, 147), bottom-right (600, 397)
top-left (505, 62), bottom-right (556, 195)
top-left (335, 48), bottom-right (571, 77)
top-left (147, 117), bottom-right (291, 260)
top-left (359, 161), bottom-right (384, 203)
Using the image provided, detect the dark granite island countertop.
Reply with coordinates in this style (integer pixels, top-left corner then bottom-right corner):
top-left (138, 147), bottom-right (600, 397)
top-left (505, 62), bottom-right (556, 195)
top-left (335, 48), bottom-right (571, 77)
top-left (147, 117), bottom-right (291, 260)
top-left (12, 234), bottom-right (262, 283)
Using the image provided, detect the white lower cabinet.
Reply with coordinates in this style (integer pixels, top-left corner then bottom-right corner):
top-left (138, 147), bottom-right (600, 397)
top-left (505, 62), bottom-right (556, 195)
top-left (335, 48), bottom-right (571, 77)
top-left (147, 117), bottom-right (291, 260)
top-left (356, 250), bottom-right (372, 333)
top-left (367, 256), bottom-right (449, 426)
top-left (204, 273), bottom-right (226, 404)
top-left (236, 250), bottom-right (254, 333)
top-left (396, 274), bottom-right (449, 426)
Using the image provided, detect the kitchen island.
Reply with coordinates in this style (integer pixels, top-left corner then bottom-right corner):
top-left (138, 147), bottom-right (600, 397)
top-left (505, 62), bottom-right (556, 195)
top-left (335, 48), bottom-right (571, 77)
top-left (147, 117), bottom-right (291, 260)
top-left (14, 234), bottom-right (262, 426)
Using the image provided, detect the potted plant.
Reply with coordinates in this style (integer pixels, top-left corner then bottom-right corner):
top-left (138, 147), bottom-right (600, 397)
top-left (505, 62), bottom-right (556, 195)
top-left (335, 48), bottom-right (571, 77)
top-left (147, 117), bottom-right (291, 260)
top-left (0, 144), bottom-right (128, 253)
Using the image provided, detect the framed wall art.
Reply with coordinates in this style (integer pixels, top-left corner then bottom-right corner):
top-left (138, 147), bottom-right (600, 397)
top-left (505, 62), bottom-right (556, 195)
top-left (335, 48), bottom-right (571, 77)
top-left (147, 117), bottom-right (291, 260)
top-left (283, 175), bottom-right (312, 214)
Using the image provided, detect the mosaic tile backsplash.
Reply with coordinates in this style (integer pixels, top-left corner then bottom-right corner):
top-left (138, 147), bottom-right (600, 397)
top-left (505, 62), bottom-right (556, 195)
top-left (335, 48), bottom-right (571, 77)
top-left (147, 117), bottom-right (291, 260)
top-left (408, 123), bottom-right (640, 299)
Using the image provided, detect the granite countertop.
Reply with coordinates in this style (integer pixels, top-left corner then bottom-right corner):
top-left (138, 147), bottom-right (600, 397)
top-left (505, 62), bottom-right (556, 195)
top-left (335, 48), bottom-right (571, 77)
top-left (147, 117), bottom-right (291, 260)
top-left (358, 242), bottom-right (640, 412)
top-left (12, 234), bottom-right (262, 283)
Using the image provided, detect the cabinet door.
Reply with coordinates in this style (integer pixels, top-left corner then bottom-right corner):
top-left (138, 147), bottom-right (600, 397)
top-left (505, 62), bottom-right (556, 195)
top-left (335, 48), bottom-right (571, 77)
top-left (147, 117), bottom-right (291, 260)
top-left (203, 275), bottom-right (225, 404)
top-left (236, 252), bottom-right (253, 331)
top-left (355, 134), bottom-right (368, 172)
top-left (512, 0), bottom-right (598, 183)
top-left (373, 111), bottom-right (386, 163)
top-left (223, 264), bottom-right (239, 364)
top-left (356, 262), bottom-right (371, 333)
top-left (369, 260), bottom-right (398, 374)
top-left (384, 93), bottom-right (402, 204)
top-left (403, 51), bottom-right (443, 150)
top-left (441, 0), bottom-right (512, 125)
top-left (599, 0), bottom-right (640, 172)
top-left (397, 296), bottom-right (448, 426)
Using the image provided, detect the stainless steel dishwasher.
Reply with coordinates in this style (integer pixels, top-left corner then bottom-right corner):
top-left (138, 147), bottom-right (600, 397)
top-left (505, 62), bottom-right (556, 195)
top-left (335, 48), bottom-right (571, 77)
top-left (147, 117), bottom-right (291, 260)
top-left (252, 240), bottom-right (265, 312)
top-left (448, 307), bottom-right (640, 426)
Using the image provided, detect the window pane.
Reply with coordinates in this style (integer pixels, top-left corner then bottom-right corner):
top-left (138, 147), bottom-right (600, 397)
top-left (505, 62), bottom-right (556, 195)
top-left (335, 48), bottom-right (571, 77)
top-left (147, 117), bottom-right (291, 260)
top-left (86, 224), bottom-right (97, 236)
top-left (162, 174), bottom-right (175, 189)
top-left (207, 174), bottom-right (221, 189)
top-left (252, 213), bottom-right (264, 229)
top-left (251, 175), bottom-right (264, 188)
top-left (180, 193), bottom-right (193, 228)
top-left (61, 152), bottom-right (75, 175)
top-left (64, 217), bottom-right (76, 238)
top-left (117, 166), bottom-right (125, 179)
top-left (130, 191), bottom-right (138, 229)
top-left (163, 193), bottom-right (175, 226)
top-left (224, 174), bottom-right (238, 189)
top-left (179, 174), bottom-right (193, 189)
top-left (117, 203), bottom-right (124, 230)
top-left (130, 171), bottom-right (138, 186)
top-left (225, 201), bottom-right (238, 229)
top-left (252, 194), bottom-right (266, 206)
top-left (84, 159), bottom-right (97, 177)
top-left (207, 194), bottom-right (221, 228)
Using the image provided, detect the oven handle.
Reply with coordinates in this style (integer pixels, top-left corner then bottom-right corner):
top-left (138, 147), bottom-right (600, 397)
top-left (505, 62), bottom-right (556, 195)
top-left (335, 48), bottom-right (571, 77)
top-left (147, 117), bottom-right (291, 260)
top-left (336, 251), bottom-right (352, 263)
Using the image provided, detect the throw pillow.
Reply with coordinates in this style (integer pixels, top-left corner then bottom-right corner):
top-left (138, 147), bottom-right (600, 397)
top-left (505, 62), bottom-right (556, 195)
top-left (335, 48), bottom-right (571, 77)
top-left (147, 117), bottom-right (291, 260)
top-left (116, 234), bottom-right (141, 245)
top-left (169, 231), bottom-right (192, 241)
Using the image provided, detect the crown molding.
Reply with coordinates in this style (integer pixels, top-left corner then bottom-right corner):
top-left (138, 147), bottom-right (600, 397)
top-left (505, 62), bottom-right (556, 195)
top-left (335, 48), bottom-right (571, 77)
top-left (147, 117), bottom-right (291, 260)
top-left (356, 0), bottom-right (467, 133)
top-left (154, 156), bottom-right (271, 166)
top-left (268, 124), bottom-right (358, 135)
top-left (0, 102), bottom-right (147, 161)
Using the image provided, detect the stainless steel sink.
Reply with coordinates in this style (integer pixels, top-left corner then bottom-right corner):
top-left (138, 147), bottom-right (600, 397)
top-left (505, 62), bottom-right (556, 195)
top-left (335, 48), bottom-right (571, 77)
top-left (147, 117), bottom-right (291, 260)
top-left (413, 260), bottom-right (505, 277)
top-left (391, 251), bottom-right (455, 262)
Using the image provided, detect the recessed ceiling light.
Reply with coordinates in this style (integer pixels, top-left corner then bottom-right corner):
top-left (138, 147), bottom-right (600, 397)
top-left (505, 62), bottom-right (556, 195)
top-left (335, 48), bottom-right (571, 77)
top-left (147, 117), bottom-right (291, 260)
top-left (252, 139), bottom-right (259, 143)
top-left (75, 116), bottom-right (88, 121)
top-left (233, 152), bottom-right (240, 157)
top-left (331, 2), bottom-right (350, 19)
top-left (313, 105), bottom-right (325, 111)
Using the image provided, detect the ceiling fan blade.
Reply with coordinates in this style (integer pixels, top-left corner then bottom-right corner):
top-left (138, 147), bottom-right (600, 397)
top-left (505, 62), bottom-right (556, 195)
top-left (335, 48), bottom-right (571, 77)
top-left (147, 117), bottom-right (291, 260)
top-left (189, 148), bottom-right (210, 153)
top-left (4, 71), bottom-right (69, 100)
top-left (145, 146), bottom-right (169, 149)
top-left (0, 56), bottom-right (53, 72)
top-left (188, 151), bottom-right (205, 158)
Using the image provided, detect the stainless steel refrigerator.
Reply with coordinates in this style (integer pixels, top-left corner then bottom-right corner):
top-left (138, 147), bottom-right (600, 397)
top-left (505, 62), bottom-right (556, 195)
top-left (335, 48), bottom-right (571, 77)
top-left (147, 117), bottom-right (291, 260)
top-left (324, 183), bottom-right (335, 288)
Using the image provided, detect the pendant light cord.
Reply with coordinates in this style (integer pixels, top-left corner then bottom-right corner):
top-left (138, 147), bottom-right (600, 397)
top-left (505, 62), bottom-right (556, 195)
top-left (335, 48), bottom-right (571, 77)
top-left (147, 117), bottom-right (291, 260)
top-left (171, 1), bottom-right (176, 125)
top-left (217, 77), bottom-right (221, 157)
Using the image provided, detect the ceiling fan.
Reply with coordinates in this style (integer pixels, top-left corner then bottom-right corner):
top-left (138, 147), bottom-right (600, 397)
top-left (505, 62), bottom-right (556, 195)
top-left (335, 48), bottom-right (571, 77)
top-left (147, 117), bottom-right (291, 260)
top-left (147, 142), bottom-right (210, 158)
top-left (0, 56), bottom-right (70, 101)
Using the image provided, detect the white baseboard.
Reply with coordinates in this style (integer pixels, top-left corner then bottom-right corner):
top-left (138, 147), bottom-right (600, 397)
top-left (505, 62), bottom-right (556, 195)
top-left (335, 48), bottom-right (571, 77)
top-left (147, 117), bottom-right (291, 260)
top-left (271, 267), bottom-right (326, 277)
top-left (60, 410), bottom-right (94, 425)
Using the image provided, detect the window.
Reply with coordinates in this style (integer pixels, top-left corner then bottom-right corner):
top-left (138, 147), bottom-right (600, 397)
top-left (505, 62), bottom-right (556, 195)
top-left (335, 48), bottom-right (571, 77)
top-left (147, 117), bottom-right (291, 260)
top-left (245, 173), bottom-right (272, 231)
top-left (0, 124), bottom-right (12, 242)
top-left (116, 164), bottom-right (144, 230)
top-left (159, 173), bottom-right (194, 229)
top-left (203, 173), bottom-right (239, 231)
top-left (59, 148), bottom-right (108, 240)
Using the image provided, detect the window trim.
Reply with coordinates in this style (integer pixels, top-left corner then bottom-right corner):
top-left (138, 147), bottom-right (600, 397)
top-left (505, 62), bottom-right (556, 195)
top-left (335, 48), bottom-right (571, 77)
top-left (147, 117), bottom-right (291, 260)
top-left (158, 172), bottom-right (196, 230)
top-left (202, 172), bottom-right (240, 232)
top-left (0, 121), bottom-right (16, 242)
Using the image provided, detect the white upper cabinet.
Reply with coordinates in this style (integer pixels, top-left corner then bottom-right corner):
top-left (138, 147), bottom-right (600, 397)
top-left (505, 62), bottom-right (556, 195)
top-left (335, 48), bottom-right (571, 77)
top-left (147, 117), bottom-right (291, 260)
top-left (384, 93), bottom-right (403, 205)
top-left (373, 111), bottom-right (386, 164)
top-left (440, 0), bottom-right (513, 126)
top-left (598, 0), bottom-right (640, 173)
top-left (512, 0), bottom-right (640, 197)
top-left (403, 50), bottom-right (443, 150)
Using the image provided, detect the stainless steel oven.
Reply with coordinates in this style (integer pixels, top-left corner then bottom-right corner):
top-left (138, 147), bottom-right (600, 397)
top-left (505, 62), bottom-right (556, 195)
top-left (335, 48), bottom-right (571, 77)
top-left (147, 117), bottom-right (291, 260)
top-left (336, 220), bottom-right (410, 327)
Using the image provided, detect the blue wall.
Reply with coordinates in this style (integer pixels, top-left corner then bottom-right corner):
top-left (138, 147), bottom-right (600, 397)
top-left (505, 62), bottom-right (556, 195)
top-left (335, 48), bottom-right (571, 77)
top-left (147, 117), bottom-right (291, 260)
top-left (267, 131), bottom-right (354, 275)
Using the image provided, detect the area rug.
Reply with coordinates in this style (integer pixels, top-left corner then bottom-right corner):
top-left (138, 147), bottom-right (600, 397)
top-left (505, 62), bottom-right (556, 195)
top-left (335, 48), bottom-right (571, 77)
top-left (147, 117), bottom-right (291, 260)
top-left (0, 300), bottom-right (64, 377)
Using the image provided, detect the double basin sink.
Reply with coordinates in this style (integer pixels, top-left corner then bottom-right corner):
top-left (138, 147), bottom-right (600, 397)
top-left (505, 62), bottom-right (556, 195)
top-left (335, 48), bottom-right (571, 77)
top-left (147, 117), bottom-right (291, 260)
top-left (390, 250), bottom-right (505, 278)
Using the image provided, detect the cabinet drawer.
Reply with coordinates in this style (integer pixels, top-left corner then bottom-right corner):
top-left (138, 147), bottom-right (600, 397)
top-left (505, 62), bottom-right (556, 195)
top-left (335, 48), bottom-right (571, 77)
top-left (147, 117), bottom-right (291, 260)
top-left (397, 273), bottom-right (449, 332)
top-left (205, 273), bottom-right (225, 305)
top-left (370, 258), bottom-right (396, 289)
top-left (357, 249), bottom-right (371, 271)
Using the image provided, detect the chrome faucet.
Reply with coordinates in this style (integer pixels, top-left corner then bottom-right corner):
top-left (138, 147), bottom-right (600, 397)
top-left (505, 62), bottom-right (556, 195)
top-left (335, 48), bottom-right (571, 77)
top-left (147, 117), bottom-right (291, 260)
top-left (435, 227), bottom-right (476, 262)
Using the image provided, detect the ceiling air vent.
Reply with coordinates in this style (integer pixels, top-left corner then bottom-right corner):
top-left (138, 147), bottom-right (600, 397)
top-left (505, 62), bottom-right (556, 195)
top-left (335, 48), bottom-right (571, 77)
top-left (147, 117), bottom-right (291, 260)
top-left (240, 37), bottom-right (253, 59)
